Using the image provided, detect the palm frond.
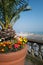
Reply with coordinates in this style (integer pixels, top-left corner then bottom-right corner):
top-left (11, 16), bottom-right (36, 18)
top-left (0, 0), bottom-right (29, 29)
top-left (10, 14), bottom-right (20, 26)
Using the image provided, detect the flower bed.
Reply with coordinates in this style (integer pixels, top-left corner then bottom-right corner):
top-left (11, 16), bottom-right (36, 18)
top-left (0, 36), bottom-right (27, 53)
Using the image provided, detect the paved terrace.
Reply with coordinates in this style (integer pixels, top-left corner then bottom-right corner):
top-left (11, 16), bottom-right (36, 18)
top-left (25, 53), bottom-right (43, 65)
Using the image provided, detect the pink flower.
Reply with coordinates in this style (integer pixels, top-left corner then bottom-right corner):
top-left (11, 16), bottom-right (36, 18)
top-left (14, 44), bottom-right (19, 48)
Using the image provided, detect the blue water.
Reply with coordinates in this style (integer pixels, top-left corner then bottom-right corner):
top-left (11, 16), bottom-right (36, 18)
top-left (29, 32), bottom-right (43, 35)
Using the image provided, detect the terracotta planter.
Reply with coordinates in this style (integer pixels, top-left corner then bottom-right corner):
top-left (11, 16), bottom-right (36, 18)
top-left (0, 45), bottom-right (27, 65)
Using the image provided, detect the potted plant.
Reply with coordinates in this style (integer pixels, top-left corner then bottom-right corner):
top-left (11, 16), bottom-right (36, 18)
top-left (0, 0), bottom-right (30, 65)
top-left (0, 26), bottom-right (28, 65)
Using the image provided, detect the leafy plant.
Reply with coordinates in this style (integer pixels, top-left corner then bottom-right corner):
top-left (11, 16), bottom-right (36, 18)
top-left (0, 0), bottom-right (29, 29)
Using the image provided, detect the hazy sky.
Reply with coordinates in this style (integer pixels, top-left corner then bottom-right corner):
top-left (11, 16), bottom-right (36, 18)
top-left (13, 0), bottom-right (43, 33)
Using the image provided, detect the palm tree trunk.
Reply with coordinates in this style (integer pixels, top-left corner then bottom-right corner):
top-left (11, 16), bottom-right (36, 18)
top-left (1, 0), bottom-right (10, 29)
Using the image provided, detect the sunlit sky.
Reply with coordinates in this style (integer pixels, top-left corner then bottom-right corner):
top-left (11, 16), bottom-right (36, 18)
top-left (13, 0), bottom-right (43, 33)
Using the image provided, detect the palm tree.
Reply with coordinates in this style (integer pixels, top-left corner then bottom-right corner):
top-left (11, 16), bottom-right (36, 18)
top-left (0, 0), bottom-right (31, 29)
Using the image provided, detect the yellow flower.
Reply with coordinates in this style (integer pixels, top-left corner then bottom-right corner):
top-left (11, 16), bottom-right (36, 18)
top-left (23, 37), bottom-right (27, 43)
top-left (6, 41), bottom-right (12, 45)
top-left (8, 41), bottom-right (12, 45)
top-left (0, 42), bottom-right (3, 46)
top-left (3, 44), bottom-right (6, 47)
top-left (1, 49), bottom-right (4, 52)
top-left (1, 42), bottom-right (3, 44)
top-left (19, 38), bottom-right (23, 42)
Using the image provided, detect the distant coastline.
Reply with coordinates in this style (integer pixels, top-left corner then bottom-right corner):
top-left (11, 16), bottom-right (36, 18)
top-left (16, 32), bottom-right (43, 36)
top-left (29, 32), bottom-right (43, 35)
top-left (16, 31), bottom-right (43, 35)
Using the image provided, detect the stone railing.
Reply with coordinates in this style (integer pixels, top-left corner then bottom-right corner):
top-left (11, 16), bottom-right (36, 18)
top-left (27, 41), bottom-right (43, 60)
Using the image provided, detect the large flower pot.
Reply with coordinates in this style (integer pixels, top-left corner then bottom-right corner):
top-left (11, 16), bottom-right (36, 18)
top-left (0, 45), bottom-right (27, 65)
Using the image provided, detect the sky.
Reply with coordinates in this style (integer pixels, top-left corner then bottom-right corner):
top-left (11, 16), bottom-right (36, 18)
top-left (13, 0), bottom-right (43, 33)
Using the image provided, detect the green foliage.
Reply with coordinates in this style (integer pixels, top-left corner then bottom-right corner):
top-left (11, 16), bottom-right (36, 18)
top-left (0, 0), bottom-right (28, 29)
top-left (4, 46), bottom-right (9, 53)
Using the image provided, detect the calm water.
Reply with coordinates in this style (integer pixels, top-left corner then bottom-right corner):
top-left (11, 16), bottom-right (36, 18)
top-left (27, 32), bottom-right (43, 35)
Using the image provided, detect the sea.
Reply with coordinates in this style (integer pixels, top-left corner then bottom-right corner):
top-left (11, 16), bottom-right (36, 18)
top-left (28, 32), bottom-right (43, 35)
